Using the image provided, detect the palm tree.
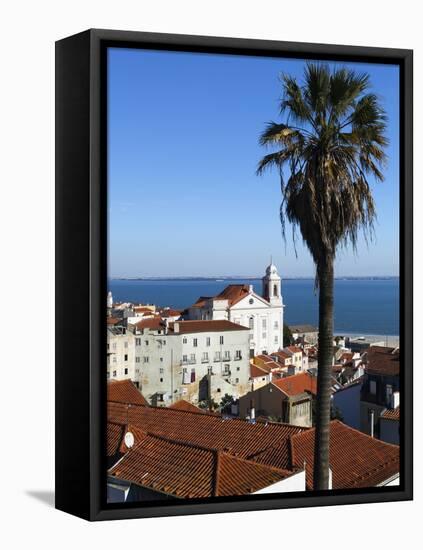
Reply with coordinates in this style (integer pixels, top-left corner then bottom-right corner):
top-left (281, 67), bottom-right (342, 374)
top-left (257, 63), bottom-right (387, 490)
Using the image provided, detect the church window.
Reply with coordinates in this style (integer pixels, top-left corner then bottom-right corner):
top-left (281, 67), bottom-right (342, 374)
top-left (249, 317), bottom-right (254, 329)
top-left (249, 298), bottom-right (254, 305)
top-left (273, 284), bottom-right (278, 297)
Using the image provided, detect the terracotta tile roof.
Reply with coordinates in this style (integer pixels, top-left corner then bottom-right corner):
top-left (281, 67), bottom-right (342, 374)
top-left (108, 401), bottom-right (304, 463)
top-left (169, 400), bottom-right (207, 414)
top-left (271, 350), bottom-right (292, 362)
top-left (109, 426), bottom-right (293, 498)
top-left (107, 422), bottom-right (125, 456)
top-left (107, 317), bottom-right (121, 325)
top-left (273, 373), bottom-right (318, 397)
top-left (290, 420), bottom-right (400, 489)
top-left (340, 352), bottom-right (354, 363)
top-left (134, 317), bottom-right (165, 331)
top-left (250, 364), bottom-right (270, 378)
top-left (214, 284), bottom-right (251, 306)
top-left (160, 308), bottom-right (182, 318)
top-left (285, 346), bottom-right (303, 354)
top-left (381, 407), bottom-right (400, 421)
top-left (365, 346), bottom-right (400, 376)
top-left (253, 355), bottom-right (281, 372)
top-left (107, 380), bottom-right (149, 406)
top-left (190, 296), bottom-right (212, 309)
top-left (133, 306), bottom-right (154, 313)
top-left (107, 403), bottom-right (399, 491)
top-left (168, 320), bottom-right (249, 334)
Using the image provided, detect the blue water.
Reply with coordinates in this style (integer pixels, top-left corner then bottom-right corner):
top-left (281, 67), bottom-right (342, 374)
top-left (108, 278), bottom-right (399, 336)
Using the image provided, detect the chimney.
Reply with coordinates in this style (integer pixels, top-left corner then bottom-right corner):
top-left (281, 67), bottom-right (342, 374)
top-left (369, 409), bottom-right (375, 438)
top-left (249, 398), bottom-right (256, 424)
top-left (174, 322), bottom-right (179, 333)
top-left (248, 284), bottom-right (254, 293)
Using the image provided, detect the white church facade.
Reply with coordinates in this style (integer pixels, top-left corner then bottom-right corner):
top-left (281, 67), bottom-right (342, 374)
top-left (187, 263), bottom-right (284, 356)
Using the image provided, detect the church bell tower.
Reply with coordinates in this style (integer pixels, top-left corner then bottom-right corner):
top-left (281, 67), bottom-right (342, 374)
top-left (262, 260), bottom-right (282, 306)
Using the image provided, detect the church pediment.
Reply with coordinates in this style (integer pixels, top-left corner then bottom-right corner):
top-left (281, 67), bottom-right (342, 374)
top-left (229, 291), bottom-right (271, 310)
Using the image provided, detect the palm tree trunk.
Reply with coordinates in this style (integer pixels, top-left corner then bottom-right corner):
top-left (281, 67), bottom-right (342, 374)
top-left (313, 256), bottom-right (334, 490)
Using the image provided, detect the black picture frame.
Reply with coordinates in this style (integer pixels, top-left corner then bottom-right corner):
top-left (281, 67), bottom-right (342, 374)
top-left (55, 28), bottom-right (413, 521)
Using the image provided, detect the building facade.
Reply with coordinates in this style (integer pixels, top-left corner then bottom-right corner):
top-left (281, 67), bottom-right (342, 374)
top-left (187, 263), bottom-right (284, 356)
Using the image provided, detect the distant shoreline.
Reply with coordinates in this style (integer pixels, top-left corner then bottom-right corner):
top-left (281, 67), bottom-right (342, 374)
top-left (110, 276), bottom-right (399, 282)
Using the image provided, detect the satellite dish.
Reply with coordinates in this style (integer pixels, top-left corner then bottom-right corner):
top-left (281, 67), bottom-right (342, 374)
top-left (124, 431), bottom-right (135, 449)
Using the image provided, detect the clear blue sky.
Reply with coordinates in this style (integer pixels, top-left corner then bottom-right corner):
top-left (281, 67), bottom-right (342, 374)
top-left (108, 47), bottom-right (399, 278)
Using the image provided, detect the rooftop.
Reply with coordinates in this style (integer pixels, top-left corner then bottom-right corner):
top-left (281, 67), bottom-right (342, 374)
top-left (107, 380), bottom-right (149, 407)
top-left (169, 400), bottom-right (207, 414)
top-left (108, 401), bottom-right (399, 492)
top-left (365, 346), bottom-right (400, 376)
top-left (109, 425), bottom-right (293, 498)
top-left (381, 407), bottom-right (400, 421)
top-left (290, 421), bottom-right (399, 489)
top-left (273, 372), bottom-right (318, 397)
top-left (168, 320), bottom-right (250, 334)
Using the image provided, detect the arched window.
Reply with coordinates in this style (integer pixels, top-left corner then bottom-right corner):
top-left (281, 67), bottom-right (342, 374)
top-left (273, 284), bottom-right (278, 297)
top-left (249, 317), bottom-right (254, 329)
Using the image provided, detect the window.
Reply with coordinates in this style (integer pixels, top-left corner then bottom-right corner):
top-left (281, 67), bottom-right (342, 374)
top-left (113, 370), bottom-right (117, 377)
top-left (235, 378), bottom-right (239, 383)
top-left (159, 368), bottom-right (164, 374)
top-left (112, 343), bottom-right (117, 350)
top-left (214, 351), bottom-right (221, 361)
top-left (124, 368), bottom-right (128, 375)
top-left (273, 284), bottom-right (278, 297)
top-left (135, 338), bottom-right (141, 345)
top-left (193, 338), bottom-right (198, 347)
top-left (370, 380), bottom-right (377, 394)
top-left (236, 366), bottom-right (240, 371)
top-left (145, 340), bottom-right (149, 346)
top-left (124, 341), bottom-right (128, 348)
top-left (274, 335), bottom-right (278, 344)
top-left (262, 333), bottom-right (267, 340)
top-left (143, 356), bottom-right (149, 364)
top-left (219, 336), bottom-right (224, 345)
top-left (190, 353), bottom-right (196, 363)
top-left (182, 355), bottom-right (188, 363)
top-left (124, 354), bottom-right (128, 361)
top-left (249, 298), bottom-right (254, 305)
top-left (249, 317), bottom-right (254, 329)
top-left (235, 350), bottom-right (242, 360)
top-left (224, 350), bottom-right (230, 360)
top-left (223, 364), bottom-right (230, 374)
top-left (274, 321), bottom-right (279, 329)
top-left (202, 352), bottom-right (209, 362)
top-left (191, 368), bottom-right (196, 383)
top-left (160, 378), bottom-right (163, 383)
top-left (113, 356), bottom-right (117, 363)
top-left (183, 337), bottom-right (187, 344)
top-left (206, 337), bottom-right (211, 346)
top-left (160, 357), bottom-right (163, 362)
top-left (107, 343), bottom-right (110, 351)
top-left (163, 340), bottom-right (166, 345)
top-left (262, 319), bottom-right (267, 329)
top-left (135, 357), bottom-right (140, 363)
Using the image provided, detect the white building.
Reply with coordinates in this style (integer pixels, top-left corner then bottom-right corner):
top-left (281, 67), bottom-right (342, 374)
top-left (107, 326), bottom-right (136, 382)
top-left (108, 317), bottom-right (251, 407)
top-left (187, 263), bottom-right (284, 356)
